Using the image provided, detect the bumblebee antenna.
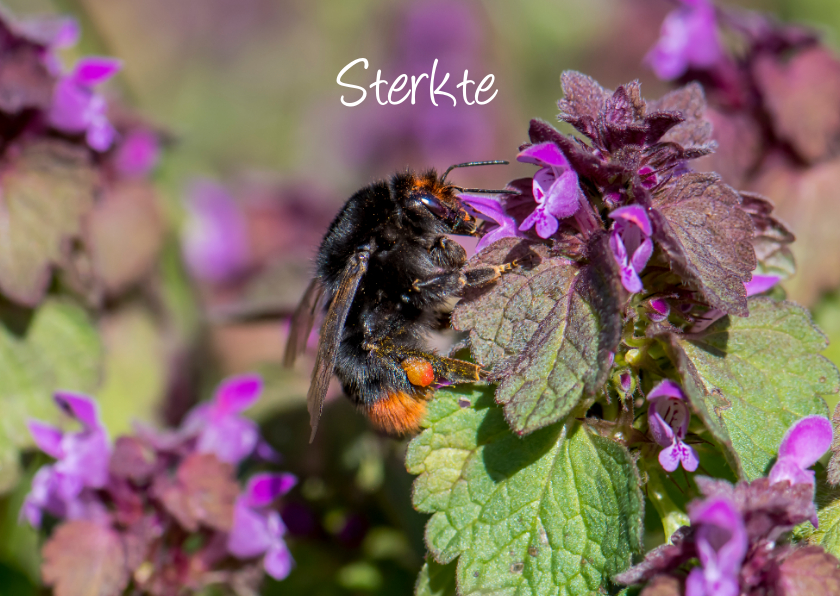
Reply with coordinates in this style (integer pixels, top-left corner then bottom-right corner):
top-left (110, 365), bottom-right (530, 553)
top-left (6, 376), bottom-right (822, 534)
top-left (440, 160), bottom-right (509, 183)
top-left (450, 186), bottom-right (520, 195)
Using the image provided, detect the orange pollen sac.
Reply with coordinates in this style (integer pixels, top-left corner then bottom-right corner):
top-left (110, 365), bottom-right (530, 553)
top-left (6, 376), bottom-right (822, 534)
top-left (401, 357), bottom-right (435, 387)
top-left (366, 390), bottom-right (430, 435)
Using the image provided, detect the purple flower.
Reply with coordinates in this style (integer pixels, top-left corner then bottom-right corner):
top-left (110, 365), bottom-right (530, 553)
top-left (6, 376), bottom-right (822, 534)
top-left (744, 274), bottom-right (780, 296)
top-left (517, 143), bottom-right (584, 238)
top-left (647, 380), bottom-right (700, 472)
top-left (645, 0), bottom-right (724, 81)
top-left (685, 495), bottom-right (747, 596)
top-left (114, 129), bottom-right (161, 177)
top-left (768, 416), bottom-right (832, 487)
top-left (48, 57), bottom-right (122, 151)
top-left (22, 392), bottom-right (111, 527)
top-left (182, 180), bottom-right (251, 284)
top-left (228, 473), bottom-right (297, 580)
top-left (609, 205), bottom-right (654, 294)
top-left (646, 297), bottom-right (671, 322)
top-left (14, 15), bottom-right (80, 75)
top-left (459, 194), bottom-right (525, 252)
top-left (181, 374), bottom-right (263, 465)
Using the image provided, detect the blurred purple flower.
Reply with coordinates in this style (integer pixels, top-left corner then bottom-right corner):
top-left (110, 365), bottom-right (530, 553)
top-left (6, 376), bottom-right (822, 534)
top-left (48, 56), bottom-right (122, 151)
top-left (22, 392), bottom-right (111, 527)
top-left (744, 274), bottom-right (780, 296)
top-left (646, 0), bottom-right (724, 81)
top-left (459, 194), bottom-right (525, 252)
top-left (14, 15), bottom-right (79, 74)
top-left (609, 205), bottom-right (653, 294)
top-left (182, 180), bottom-right (251, 284)
top-left (181, 374), bottom-right (263, 465)
top-left (647, 379), bottom-right (699, 472)
top-left (114, 129), bottom-right (160, 177)
top-left (685, 495), bottom-right (747, 596)
top-left (517, 143), bottom-right (584, 238)
top-left (228, 473), bottom-right (297, 580)
top-left (768, 415), bottom-right (832, 488)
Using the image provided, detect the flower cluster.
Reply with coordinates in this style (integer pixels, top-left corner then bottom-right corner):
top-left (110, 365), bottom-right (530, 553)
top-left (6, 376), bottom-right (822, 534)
top-left (616, 417), bottom-right (838, 596)
top-left (460, 69), bottom-right (781, 315)
top-left (645, 0), bottom-right (840, 304)
top-left (23, 375), bottom-right (295, 595)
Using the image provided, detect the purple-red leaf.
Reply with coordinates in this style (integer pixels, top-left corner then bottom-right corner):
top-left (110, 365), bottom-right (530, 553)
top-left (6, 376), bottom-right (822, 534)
top-left (775, 546), bottom-right (840, 596)
top-left (651, 173), bottom-right (755, 316)
top-left (754, 47), bottom-right (840, 163)
top-left (153, 453), bottom-right (238, 532)
top-left (42, 520), bottom-right (130, 596)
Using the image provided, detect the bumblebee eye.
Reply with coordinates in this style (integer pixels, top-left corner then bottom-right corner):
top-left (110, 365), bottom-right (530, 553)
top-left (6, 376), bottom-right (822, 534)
top-left (419, 193), bottom-right (449, 218)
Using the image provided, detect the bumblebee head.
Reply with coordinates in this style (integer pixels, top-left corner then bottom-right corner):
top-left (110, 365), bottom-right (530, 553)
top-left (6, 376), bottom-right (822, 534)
top-left (404, 171), bottom-right (477, 235)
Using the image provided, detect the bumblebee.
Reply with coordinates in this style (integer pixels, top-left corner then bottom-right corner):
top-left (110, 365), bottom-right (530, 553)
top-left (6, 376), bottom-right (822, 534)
top-left (285, 162), bottom-right (513, 441)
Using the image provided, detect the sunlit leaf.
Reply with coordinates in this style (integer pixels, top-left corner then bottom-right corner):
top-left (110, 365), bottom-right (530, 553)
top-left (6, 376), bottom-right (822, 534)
top-left (667, 298), bottom-right (839, 479)
top-left (407, 385), bottom-right (643, 596)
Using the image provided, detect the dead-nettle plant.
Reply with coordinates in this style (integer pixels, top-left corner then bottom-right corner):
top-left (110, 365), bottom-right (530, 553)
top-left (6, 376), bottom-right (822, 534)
top-left (407, 71), bottom-right (840, 596)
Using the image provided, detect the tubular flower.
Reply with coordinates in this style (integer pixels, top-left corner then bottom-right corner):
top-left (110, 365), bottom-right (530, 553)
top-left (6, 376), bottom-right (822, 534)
top-left (646, 0), bottom-right (725, 81)
top-left (609, 205), bottom-right (653, 294)
top-left (647, 379), bottom-right (700, 472)
top-left (516, 142), bottom-right (584, 238)
top-left (768, 415), bottom-right (833, 487)
top-left (685, 496), bottom-right (748, 596)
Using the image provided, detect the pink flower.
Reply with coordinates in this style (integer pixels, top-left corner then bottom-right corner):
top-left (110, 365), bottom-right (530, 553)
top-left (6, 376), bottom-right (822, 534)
top-left (182, 180), bottom-right (251, 284)
top-left (517, 142), bottom-right (584, 238)
top-left (646, 0), bottom-right (724, 81)
top-left (22, 392), bottom-right (111, 527)
top-left (181, 374), bottom-right (263, 465)
top-left (685, 496), bottom-right (747, 596)
top-left (228, 473), bottom-right (297, 580)
top-left (647, 380), bottom-right (700, 472)
top-left (48, 57), bottom-right (122, 151)
top-left (609, 205), bottom-right (654, 294)
top-left (744, 274), bottom-right (780, 296)
top-left (768, 415), bottom-right (832, 488)
top-left (458, 194), bottom-right (526, 252)
top-left (114, 129), bottom-right (160, 177)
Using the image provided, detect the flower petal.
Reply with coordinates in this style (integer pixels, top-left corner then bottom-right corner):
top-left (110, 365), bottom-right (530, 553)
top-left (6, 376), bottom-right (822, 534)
top-left (630, 237), bottom-right (653, 274)
top-left (28, 421), bottom-right (64, 459)
top-left (227, 499), bottom-right (273, 559)
top-left (53, 392), bottom-right (102, 430)
top-left (213, 374), bottom-right (263, 416)
top-left (517, 142), bottom-right (570, 169)
top-left (647, 379), bottom-right (686, 401)
top-left (609, 205), bottom-right (652, 236)
top-left (744, 274), bottom-right (780, 296)
top-left (544, 171), bottom-right (583, 219)
top-left (264, 540), bottom-right (294, 580)
top-left (776, 415), bottom-right (833, 469)
top-left (245, 473), bottom-right (298, 508)
top-left (196, 416), bottom-right (259, 464)
top-left (72, 57), bottom-right (122, 86)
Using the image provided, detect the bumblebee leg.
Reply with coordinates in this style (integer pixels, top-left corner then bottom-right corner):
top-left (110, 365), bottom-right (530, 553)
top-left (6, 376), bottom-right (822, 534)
top-left (429, 236), bottom-right (467, 269)
top-left (463, 262), bottom-right (517, 286)
top-left (372, 341), bottom-right (484, 387)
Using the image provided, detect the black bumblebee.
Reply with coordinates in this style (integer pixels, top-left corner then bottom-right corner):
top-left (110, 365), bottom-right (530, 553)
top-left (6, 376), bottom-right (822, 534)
top-left (284, 162), bottom-right (514, 441)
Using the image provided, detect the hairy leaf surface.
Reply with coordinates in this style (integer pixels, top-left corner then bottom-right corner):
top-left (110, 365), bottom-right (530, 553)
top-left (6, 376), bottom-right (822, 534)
top-left (492, 235), bottom-right (623, 434)
top-left (651, 173), bottom-right (755, 316)
top-left (415, 558), bottom-right (457, 596)
top-left (0, 140), bottom-right (96, 306)
top-left (407, 386), bottom-right (643, 596)
top-left (670, 299), bottom-right (838, 479)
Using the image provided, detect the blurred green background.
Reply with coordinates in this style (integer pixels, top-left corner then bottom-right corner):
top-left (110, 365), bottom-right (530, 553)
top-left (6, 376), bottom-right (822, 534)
top-left (2, 0), bottom-right (840, 594)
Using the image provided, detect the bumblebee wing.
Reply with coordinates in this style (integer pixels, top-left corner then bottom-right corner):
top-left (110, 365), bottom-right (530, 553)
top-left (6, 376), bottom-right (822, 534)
top-left (283, 278), bottom-right (326, 368)
top-left (307, 251), bottom-right (369, 442)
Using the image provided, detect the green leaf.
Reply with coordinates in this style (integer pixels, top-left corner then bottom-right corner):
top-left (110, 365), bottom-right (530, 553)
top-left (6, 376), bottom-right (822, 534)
top-left (0, 140), bottom-right (96, 306)
top-left (407, 385), bottom-right (643, 596)
top-left (454, 235), bottom-right (622, 434)
top-left (810, 491), bottom-right (840, 559)
top-left (0, 299), bottom-right (102, 492)
top-left (415, 558), bottom-right (457, 596)
top-left (666, 298), bottom-right (839, 479)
